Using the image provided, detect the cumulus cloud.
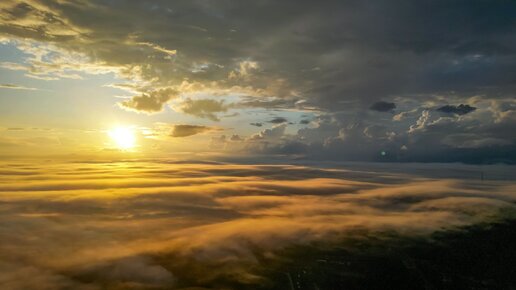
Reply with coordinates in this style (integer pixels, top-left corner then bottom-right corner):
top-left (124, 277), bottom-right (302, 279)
top-left (0, 159), bottom-right (514, 289)
top-left (177, 98), bottom-right (228, 121)
top-left (119, 88), bottom-right (179, 113)
top-left (228, 60), bottom-right (259, 79)
top-left (239, 97), bottom-right (516, 163)
top-left (249, 124), bottom-right (287, 141)
top-left (210, 134), bottom-right (244, 150)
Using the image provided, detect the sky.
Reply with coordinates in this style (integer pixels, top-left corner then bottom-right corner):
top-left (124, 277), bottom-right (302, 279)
top-left (0, 0), bottom-right (514, 162)
top-left (1, 2), bottom-right (516, 289)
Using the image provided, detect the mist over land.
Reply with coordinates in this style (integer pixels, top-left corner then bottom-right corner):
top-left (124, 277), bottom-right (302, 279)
top-left (1, 159), bottom-right (515, 289)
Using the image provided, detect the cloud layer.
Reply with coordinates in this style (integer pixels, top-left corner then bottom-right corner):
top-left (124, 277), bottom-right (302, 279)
top-left (0, 159), bottom-right (515, 289)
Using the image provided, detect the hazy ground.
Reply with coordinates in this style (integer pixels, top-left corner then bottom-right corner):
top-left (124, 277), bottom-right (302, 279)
top-left (0, 159), bottom-right (515, 289)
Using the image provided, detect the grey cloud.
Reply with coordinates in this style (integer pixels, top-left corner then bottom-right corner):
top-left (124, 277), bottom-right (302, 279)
top-left (0, 0), bottom-right (515, 161)
top-left (210, 134), bottom-right (243, 150)
top-left (250, 98), bottom-right (516, 163)
top-left (235, 97), bottom-right (298, 111)
top-left (370, 101), bottom-right (396, 112)
top-left (177, 98), bottom-right (228, 121)
top-left (4, 0), bottom-right (515, 115)
top-left (437, 104), bottom-right (477, 115)
top-left (268, 117), bottom-right (288, 124)
top-left (170, 124), bottom-right (218, 137)
top-left (250, 122), bottom-right (263, 127)
top-left (230, 134), bottom-right (242, 141)
top-left (119, 88), bottom-right (178, 113)
top-left (249, 124), bottom-right (287, 141)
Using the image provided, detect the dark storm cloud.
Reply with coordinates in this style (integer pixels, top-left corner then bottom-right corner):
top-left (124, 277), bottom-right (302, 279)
top-left (437, 104), bottom-right (477, 115)
top-left (370, 101), bottom-right (396, 112)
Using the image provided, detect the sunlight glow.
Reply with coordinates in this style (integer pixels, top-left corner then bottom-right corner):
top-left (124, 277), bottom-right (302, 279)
top-left (108, 126), bottom-right (136, 150)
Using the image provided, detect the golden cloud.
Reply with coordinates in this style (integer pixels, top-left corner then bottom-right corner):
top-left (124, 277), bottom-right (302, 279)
top-left (0, 160), bottom-right (514, 288)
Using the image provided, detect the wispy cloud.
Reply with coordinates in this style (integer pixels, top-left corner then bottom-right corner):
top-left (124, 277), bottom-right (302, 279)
top-left (0, 83), bottom-right (38, 91)
top-left (170, 124), bottom-right (221, 137)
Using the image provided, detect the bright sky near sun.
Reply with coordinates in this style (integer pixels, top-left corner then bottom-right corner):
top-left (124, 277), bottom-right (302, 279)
top-left (0, 37), bottom-right (310, 155)
top-left (0, 38), bottom-right (312, 156)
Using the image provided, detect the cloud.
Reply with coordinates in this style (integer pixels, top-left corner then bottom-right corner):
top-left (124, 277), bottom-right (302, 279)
top-left (370, 101), bottom-right (396, 112)
top-left (230, 134), bottom-right (242, 141)
top-left (0, 159), bottom-right (514, 289)
top-left (437, 104), bottom-right (477, 115)
top-left (228, 60), bottom-right (259, 79)
top-left (119, 88), bottom-right (179, 113)
top-left (0, 83), bottom-right (38, 90)
top-left (0, 0), bottom-right (515, 162)
top-left (250, 122), bottom-right (263, 127)
top-left (363, 125), bottom-right (392, 139)
top-left (249, 124), bottom-right (287, 140)
top-left (3, 0), bottom-right (515, 116)
top-left (268, 117), bottom-right (288, 124)
top-left (170, 124), bottom-right (218, 137)
top-left (233, 97), bottom-right (515, 163)
top-left (393, 108), bottom-right (420, 121)
top-left (299, 119), bottom-right (311, 125)
top-left (177, 98), bottom-right (228, 121)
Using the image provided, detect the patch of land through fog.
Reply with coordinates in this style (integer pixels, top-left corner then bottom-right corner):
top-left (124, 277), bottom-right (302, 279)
top-left (0, 159), bottom-right (515, 289)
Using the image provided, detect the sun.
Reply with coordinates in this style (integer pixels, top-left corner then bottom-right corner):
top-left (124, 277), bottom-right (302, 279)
top-left (108, 126), bottom-right (136, 150)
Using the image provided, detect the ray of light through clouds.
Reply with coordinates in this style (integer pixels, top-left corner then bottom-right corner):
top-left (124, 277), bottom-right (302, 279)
top-left (0, 0), bottom-right (516, 289)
